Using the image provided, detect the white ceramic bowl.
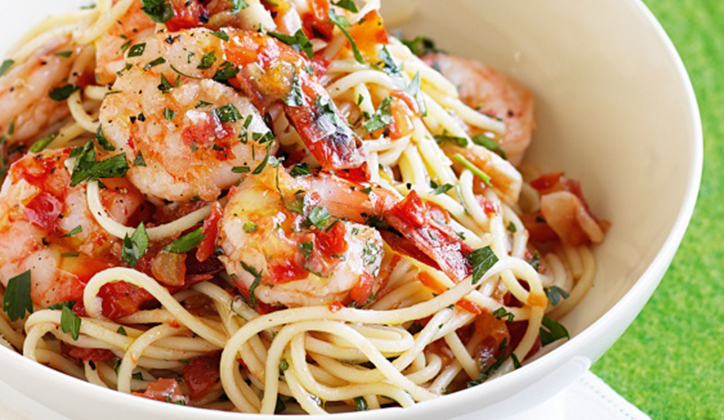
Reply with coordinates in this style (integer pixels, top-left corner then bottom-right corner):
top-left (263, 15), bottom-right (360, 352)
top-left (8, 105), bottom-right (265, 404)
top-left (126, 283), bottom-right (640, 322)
top-left (0, 0), bottom-right (702, 419)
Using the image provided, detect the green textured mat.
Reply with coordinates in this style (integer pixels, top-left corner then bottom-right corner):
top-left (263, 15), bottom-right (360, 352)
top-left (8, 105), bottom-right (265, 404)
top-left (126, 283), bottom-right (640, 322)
top-left (591, 1), bottom-right (724, 419)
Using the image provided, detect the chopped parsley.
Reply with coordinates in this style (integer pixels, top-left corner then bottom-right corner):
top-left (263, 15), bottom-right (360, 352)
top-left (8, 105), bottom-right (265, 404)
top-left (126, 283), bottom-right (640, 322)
top-left (361, 241), bottom-right (381, 266)
top-left (306, 206), bottom-right (331, 229)
top-left (158, 74), bottom-right (175, 93)
top-left (117, 326), bottom-right (127, 336)
top-left (64, 225), bottom-right (83, 237)
top-left (164, 228), bottom-right (205, 253)
top-left (29, 133), bottom-right (59, 153)
top-left (528, 250), bottom-right (541, 272)
top-left (0, 59), bottom-right (14, 76)
top-left (298, 242), bottom-right (313, 258)
top-left (2, 270), bottom-right (33, 321)
top-left (197, 51), bottom-right (217, 70)
top-left (121, 223), bottom-right (149, 267)
top-left (471, 134), bottom-right (507, 159)
top-left (492, 307), bottom-right (514, 322)
top-left (141, 0), bottom-right (175, 23)
top-left (315, 96), bottom-right (348, 137)
top-left (212, 61), bottom-right (239, 83)
top-left (49, 84), bottom-right (79, 101)
top-left (243, 222), bottom-right (258, 233)
top-left (144, 57), bottom-right (166, 70)
top-left (133, 152), bottom-right (147, 167)
top-left (232, 166), bottom-right (250, 174)
top-left (289, 163), bottom-right (311, 177)
top-left (433, 133), bottom-right (468, 147)
top-left (270, 30), bottom-right (314, 60)
top-left (544, 286), bottom-right (570, 307)
top-left (399, 35), bottom-right (441, 57)
top-left (468, 246), bottom-right (498, 284)
top-left (61, 252), bottom-right (79, 258)
top-left (363, 97), bottom-right (392, 132)
top-left (279, 358), bottom-right (289, 372)
top-left (230, 0), bottom-right (249, 14)
top-left (284, 69), bottom-right (304, 107)
top-left (215, 104), bottom-right (242, 123)
top-left (211, 30), bottom-right (229, 41)
top-left (329, 8), bottom-right (364, 64)
top-left (69, 143), bottom-right (129, 186)
top-left (95, 125), bottom-right (116, 151)
top-left (128, 43), bottom-right (146, 58)
top-left (431, 183), bottom-right (454, 195)
top-left (163, 108), bottom-right (176, 121)
top-left (354, 397), bottom-right (369, 411)
top-left (61, 305), bottom-right (82, 340)
top-left (55, 51), bottom-right (73, 58)
top-left (453, 153), bottom-right (492, 186)
top-left (405, 72), bottom-right (427, 116)
top-left (240, 261), bottom-right (262, 306)
top-left (507, 222), bottom-right (517, 233)
top-left (539, 316), bottom-right (570, 346)
top-left (378, 46), bottom-right (401, 78)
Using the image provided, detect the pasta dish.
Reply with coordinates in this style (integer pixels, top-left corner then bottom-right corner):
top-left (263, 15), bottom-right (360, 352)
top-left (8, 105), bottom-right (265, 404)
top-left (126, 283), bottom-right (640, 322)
top-left (0, 0), bottom-right (607, 414)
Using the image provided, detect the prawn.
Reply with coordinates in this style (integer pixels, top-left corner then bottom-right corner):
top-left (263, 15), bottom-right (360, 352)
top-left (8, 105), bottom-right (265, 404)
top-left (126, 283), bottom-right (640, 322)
top-left (423, 54), bottom-right (535, 166)
top-left (0, 149), bottom-right (146, 308)
top-left (218, 165), bottom-right (474, 308)
top-left (0, 36), bottom-right (76, 145)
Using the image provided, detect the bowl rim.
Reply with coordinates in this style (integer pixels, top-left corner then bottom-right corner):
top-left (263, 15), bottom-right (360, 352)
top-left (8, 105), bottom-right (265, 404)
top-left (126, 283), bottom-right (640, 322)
top-left (0, 0), bottom-right (703, 419)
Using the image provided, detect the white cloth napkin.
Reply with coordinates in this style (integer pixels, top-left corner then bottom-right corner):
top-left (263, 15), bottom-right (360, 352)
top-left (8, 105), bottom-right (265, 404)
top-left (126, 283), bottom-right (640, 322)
top-left (0, 371), bottom-right (649, 420)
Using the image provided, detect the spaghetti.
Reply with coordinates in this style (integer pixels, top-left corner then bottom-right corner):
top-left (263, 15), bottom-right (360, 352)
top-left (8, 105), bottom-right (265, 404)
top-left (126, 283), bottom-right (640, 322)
top-left (0, 0), bottom-right (606, 414)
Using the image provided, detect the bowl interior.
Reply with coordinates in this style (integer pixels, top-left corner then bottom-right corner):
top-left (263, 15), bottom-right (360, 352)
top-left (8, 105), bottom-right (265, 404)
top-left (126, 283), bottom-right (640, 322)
top-left (0, 1), bottom-right (701, 419)
top-left (389, 0), bottom-right (700, 338)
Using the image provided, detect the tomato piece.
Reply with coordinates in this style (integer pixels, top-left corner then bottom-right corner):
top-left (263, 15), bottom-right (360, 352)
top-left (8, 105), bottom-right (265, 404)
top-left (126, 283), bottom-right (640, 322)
top-left (418, 271), bottom-right (446, 295)
top-left (477, 196), bottom-right (498, 216)
top-left (182, 353), bottom-right (221, 399)
top-left (133, 378), bottom-right (187, 404)
top-left (301, 0), bottom-right (334, 40)
top-left (268, 259), bottom-right (308, 284)
top-left (196, 203), bottom-right (222, 262)
top-left (328, 301), bottom-right (343, 312)
top-left (62, 343), bottom-right (115, 362)
top-left (314, 221), bottom-right (348, 258)
top-left (530, 172), bottom-right (562, 193)
top-left (508, 321), bottom-right (542, 361)
top-left (98, 281), bottom-right (155, 320)
top-left (151, 251), bottom-right (187, 287)
top-left (389, 98), bottom-right (414, 139)
top-left (165, 0), bottom-right (205, 31)
top-left (25, 192), bottom-right (62, 232)
top-left (456, 299), bottom-right (483, 315)
top-left (349, 272), bottom-right (375, 307)
top-left (348, 11), bottom-right (389, 53)
top-left (473, 312), bottom-right (511, 369)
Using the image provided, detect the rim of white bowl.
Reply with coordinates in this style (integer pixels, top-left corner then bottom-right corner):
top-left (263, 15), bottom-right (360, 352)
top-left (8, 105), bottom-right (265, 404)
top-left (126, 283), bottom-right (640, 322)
top-left (0, 1), bottom-right (703, 419)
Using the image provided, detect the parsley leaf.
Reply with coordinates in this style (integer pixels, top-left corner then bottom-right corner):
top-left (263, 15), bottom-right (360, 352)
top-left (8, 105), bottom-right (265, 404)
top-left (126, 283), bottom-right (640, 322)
top-left (329, 8), bottom-right (364, 64)
top-left (197, 51), bottom-right (217, 70)
top-left (95, 125), bottom-right (116, 151)
top-left (2, 270), bottom-right (33, 321)
top-left (240, 261), bottom-right (262, 306)
top-left (232, 166), bottom-right (250, 173)
top-left (69, 143), bottom-right (129, 186)
top-left (298, 242), bottom-right (313, 258)
top-left (544, 286), bottom-right (570, 307)
top-left (164, 228), bottom-right (205, 253)
top-left (212, 61), bottom-right (239, 83)
top-left (306, 206), bottom-right (330, 229)
top-left (399, 35), bottom-right (441, 57)
top-left (431, 183), bottom-right (454, 195)
top-left (144, 57), bottom-right (166, 70)
top-left (471, 134), bottom-right (507, 159)
top-left (354, 397), bottom-right (369, 411)
top-left (284, 69), bottom-right (304, 107)
top-left (61, 305), bottom-right (82, 340)
top-left (121, 223), bottom-right (149, 267)
top-left (363, 97), bottom-right (392, 132)
top-left (133, 152), bottom-right (147, 167)
top-left (164, 108), bottom-right (176, 121)
top-left (141, 0), bottom-right (175, 23)
top-left (492, 307), bottom-right (514, 322)
top-left (243, 222), bottom-right (258, 233)
top-left (55, 51), bottom-right (73, 58)
top-left (215, 104), bottom-right (242, 123)
top-left (230, 0), bottom-right (249, 13)
top-left (539, 316), bottom-right (570, 346)
top-left (405, 72), bottom-right (427, 116)
top-left (378, 46), bottom-right (401, 78)
top-left (453, 153), bottom-right (492, 186)
top-left (433, 133), bottom-right (468, 147)
top-left (128, 43), bottom-right (146, 58)
top-left (49, 84), bottom-right (79, 101)
top-left (29, 133), bottom-right (59, 153)
top-left (468, 246), bottom-right (498, 284)
top-left (0, 59), bottom-right (14, 76)
top-left (289, 163), bottom-right (311, 177)
top-left (270, 30), bottom-right (314, 60)
top-left (64, 225), bottom-right (83, 237)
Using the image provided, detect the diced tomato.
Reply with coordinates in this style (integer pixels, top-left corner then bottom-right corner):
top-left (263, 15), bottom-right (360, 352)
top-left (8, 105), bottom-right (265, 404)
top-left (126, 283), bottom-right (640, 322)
top-left (301, 0), bottom-right (334, 40)
top-left (328, 301), bottom-right (343, 312)
top-left (268, 259), bottom-right (308, 284)
top-left (473, 312), bottom-right (511, 369)
top-left (349, 272), bottom-right (375, 307)
top-left (165, 0), bottom-right (205, 32)
top-left (182, 353), bottom-right (221, 400)
top-left (456, 299), bottom-right (483, 315)
top-left (389, 98), bottom-right (414, 139)
top-left (314, 221), bottom-right (348, 257)
top-left (133, 378), bottom-right (187, 404)
top-left (348, 11), bottom-right (389, 53)
top-left (151, 251), bottom-right (187, 287)
top-left (418, 271), bottom-right (446, 295)
top-left (62, 343), bottom-right (115, 362)
top-left (98, 281), bottom-right (155, 320)
top-left (520, 212), bottom-right (559, 243)
top-left (76, 71), bottom-right (97, 87)
top-left (530, 172), bottom-right (562, 193)
top-left (182, 113), bottom-right (232, 147)
top-left (24, 192), bottom-right (62, 232)
top-left (390, 90), bottom-right (420, 116)
top-left (311, 55), bottom-right (331, 76)
top-left (477, 196), bottom-right (498, 216)
top-left (196, 203), bottom-right (222, 262)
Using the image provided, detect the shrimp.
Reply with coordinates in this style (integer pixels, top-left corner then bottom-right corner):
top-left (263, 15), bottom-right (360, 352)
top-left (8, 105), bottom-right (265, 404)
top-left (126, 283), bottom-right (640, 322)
top-left (423, 54), bottom-right (535, 166)
top-left (218, 165), bottom-right (474, 308)
top-left (94, 0), bottom-right (156, 85)
top-left (100, 64), bottom-right (276, 202)
top-left (0, 149), bottom-right (146, 308)
top-left (219, 166), bottom-right (385, 308)
top-left (0, 36), bottom-right (76, 144)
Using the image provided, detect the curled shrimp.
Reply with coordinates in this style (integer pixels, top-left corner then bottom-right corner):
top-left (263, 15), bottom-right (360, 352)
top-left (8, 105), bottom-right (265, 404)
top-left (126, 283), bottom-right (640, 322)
top-left (218, 165), bottom-right (385, 308)
top-left (0, 149), bottom-right (146, 308)
top-left (219, 165), bottom-right (475, 309)
top-left (423, 54), bottom-right (535, 166)
top-left (0, 36), bottom-right (76, 144)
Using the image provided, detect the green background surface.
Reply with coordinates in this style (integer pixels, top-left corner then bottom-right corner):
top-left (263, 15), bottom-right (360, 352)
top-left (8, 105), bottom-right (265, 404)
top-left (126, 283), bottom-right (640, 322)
top-left (591, 1), bottom-right (724, 419)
